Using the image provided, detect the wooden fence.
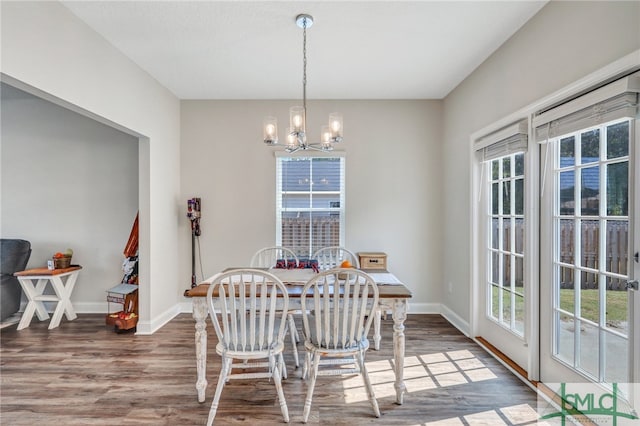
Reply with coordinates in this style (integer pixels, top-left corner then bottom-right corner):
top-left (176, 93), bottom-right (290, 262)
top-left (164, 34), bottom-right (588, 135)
top-left (494, 219), bottom-right (628, 291)
top-left (281, 216), bottom-right (340, 257)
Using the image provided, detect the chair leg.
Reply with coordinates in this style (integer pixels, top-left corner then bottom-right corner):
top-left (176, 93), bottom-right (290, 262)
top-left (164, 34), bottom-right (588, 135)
top-left (271, 355), bottom-right (290, 423)
top-left (356, 351), bottom-right (380, 418)
top-left (287, 313), bottom-right (299, 368)
top-left (302, 351), bottom-right (312, 380)
top-left (208, 356), bottom-right (232, 426)
top-left (302, 352), bottom-right (321, 423)
top-left (279, 352), bottom-right (288, 380)
top-left (288, 312), bottom-right (300, 342)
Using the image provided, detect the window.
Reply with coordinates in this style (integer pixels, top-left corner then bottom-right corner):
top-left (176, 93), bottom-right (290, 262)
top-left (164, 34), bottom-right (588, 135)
top-left (488, 152), bottom-right (526, 335)
top-left (275, 154), bottom-right (345, 257)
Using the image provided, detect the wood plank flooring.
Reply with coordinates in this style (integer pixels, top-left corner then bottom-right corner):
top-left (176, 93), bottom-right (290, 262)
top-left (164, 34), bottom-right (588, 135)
top-left (1, 314), bottom-right (539, 425)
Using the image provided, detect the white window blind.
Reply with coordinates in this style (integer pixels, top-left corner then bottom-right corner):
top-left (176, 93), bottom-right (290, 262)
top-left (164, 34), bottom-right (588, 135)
top-left (275, 152), bottom-right (345, 258)
top-left (475, 119), bottom-right (529, 162)
top-left (534, 71), bottom-right (640, 142)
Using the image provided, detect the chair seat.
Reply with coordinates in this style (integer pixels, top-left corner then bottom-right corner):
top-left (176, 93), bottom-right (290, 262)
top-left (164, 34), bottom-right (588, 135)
top-left (216, 340), bottom-right (284, 358)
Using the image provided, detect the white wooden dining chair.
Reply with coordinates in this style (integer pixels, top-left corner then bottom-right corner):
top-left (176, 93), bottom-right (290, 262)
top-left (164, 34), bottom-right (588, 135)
top-left (300, 268), bottom-right (380, 423)
top-left (311, 246), bottom-right (359, 270)
top-left (250, 246), bottom-right (299, 270)
top-left (206, 269), bottom-right (290, 425)
top-left (312, 246), bottom-right (384, 351)
top-left (250, 246), bottom-right (301, 368)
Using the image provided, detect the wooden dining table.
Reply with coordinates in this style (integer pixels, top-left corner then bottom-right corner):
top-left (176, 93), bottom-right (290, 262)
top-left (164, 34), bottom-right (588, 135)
top-left (184, 267), bottom-right (412, 405)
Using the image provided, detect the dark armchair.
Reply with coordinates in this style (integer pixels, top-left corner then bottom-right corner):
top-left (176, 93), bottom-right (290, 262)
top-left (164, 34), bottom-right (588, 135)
top-left (1, 239), bottom-right (31, 321)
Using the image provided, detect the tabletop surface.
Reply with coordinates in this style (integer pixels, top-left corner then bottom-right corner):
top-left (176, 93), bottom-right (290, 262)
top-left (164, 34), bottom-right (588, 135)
top-left (14, 265), bottom-right (83, 277)
top-left (184, 267), bottom-right (412, 299)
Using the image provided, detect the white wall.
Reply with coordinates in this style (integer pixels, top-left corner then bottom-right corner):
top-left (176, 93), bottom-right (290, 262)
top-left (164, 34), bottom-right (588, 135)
top-left (441, 1), bottom-right (640, 325)
top-left (1, 1), bottom-right (181, 333)
top-left (1, 84), bottom-right (138, 310)
top-left (180, 100), bottom-right (443, 310)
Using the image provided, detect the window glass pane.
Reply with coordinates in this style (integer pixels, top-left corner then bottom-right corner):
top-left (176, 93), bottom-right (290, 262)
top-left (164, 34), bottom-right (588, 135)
top-left (606, 162), bottom-right (628, 216)
top-left (502, 181), bottom-right (511, 215)
top-left (514, 178), bottom-right (524, 215)
top-left (502, 289), bottom-right (511, 325)
top-left (282, 194), bottom-right (310, 209)
top-left (282, 159), bottom-right (311, 191)
top-left (311, 194), bottom-right (340, 209)
top-left (514, 294), bottom-right (524, 335)
top-left (492, 159), bottom-right (500, 181)
top-left (559, 219), bottom-right (574, 265)
top-left (556, 313), bottom-right (575, 365)
top-left (560, 136), bottom-right (575, 167)
top-left (311, 158), bottom-right (341, 191)
top-left (492, 183), bottom-right (499, 215)
top-left (503, 219), bottom-right (511, 252)
top-left (514, 256), bottom-right (524, 290)
top-left (580, 129), bottom-right (599, 164)
top-left (514, 218), bottom-right (524, 254)
top-left (580, 166), bottom-right (600, 215)
top-left (605, 283), bottom-right (628, 335)
top-left (503, 254), bottom-right (511, 288)
top-left (606, 121), bottom-right (629, 160)
top-left (491, 285), bottom-right (500, 319)
top-left (580, 271), bottom-right (598, 323)
top-left (491, 252), bottom-right (499, 284)
top-left (491, 218), bottom-right (499, 250)
top-left (605, 220), bottom-right (628, 276)
top-left (581, 220), bottom-right (599, 269)
top-left (559, 266), bottom-right (575, 314)
top-left (559, 171), bottom-right (575, 215)
top-left (604, 331), bottom-right (628, 385)
top-left (578, 321), bottom-right (599, 378)
top-left (503, 157), bottom-right (511, 178)
top-left (514, 153), bottom-right (524, 177)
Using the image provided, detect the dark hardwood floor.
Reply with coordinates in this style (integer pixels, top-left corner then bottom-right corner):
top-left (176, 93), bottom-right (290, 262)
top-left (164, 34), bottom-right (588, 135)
top-left (1, 314), bottom-right (539, 425)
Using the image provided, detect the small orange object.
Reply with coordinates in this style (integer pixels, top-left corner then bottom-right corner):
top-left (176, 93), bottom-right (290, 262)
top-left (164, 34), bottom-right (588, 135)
top-left (340, 260), bottom-right (352, 268)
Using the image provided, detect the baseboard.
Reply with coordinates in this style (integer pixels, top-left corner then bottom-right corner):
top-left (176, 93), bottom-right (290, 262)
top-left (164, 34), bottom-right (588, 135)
top-left (136, 304), bottom-right (181, 335)
top-left (439, 303), bottom-right (470, 337)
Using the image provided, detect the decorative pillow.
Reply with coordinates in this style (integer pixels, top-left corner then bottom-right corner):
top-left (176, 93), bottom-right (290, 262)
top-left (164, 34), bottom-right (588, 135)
top-left (274, 258), bottom-right (319, 272)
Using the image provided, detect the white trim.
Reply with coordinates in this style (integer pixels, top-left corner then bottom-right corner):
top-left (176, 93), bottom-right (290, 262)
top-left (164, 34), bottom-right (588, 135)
top-left (274, 149), bottom-right (345, 158)
top-left (441, 304), bottom-right (471, 337)
top-left (135, 303), bottom-right (181, 335)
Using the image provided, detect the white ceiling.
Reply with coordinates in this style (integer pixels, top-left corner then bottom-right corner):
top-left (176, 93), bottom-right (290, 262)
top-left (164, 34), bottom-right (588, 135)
top-left (61, 1), bottom-right (547, 100)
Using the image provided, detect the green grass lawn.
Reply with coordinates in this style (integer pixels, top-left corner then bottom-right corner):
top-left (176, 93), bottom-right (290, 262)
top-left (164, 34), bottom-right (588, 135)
top-left (491, 287), bottom-right (628, 325)
top-left (560, 288), bottom-right (628, 323)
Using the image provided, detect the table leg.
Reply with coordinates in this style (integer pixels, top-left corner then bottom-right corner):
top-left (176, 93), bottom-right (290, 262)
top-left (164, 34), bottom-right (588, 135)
top-left (193, 298), bottom-right (208, 403)
top-left (17, 278), bottom-right (50, 330)
top-left (392, 298), bottom-right (408, 405)
top-left (373, 308), bottom-right (381, 351)
top-left (49, 273), bottom-right (79, 329)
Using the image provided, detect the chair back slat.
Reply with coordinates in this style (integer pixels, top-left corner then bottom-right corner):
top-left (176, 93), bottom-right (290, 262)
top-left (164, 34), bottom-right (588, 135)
top-left (301, 269), bottom-right (378, 350)
top-left (207, 269), bottom-right (289, 353)
top-left (250, 246), bottom-right (299, 268)
top-left (311, 247), bottom-right (359, 271)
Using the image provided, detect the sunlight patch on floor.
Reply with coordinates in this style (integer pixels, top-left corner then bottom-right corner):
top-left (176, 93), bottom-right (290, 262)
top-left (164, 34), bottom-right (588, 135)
top-left (411, 403), bottom-right (539, 425)
top-left (342, 349), bottom-right (500, 404)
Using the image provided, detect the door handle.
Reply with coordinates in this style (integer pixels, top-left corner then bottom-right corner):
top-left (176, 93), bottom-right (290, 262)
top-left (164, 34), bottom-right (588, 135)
top-left (627, 280), bottom-right (639, 291)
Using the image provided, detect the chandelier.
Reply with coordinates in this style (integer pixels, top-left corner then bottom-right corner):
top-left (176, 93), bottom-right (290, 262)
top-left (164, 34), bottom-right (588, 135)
top-left (263, 14), bottom-right (343, 153)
